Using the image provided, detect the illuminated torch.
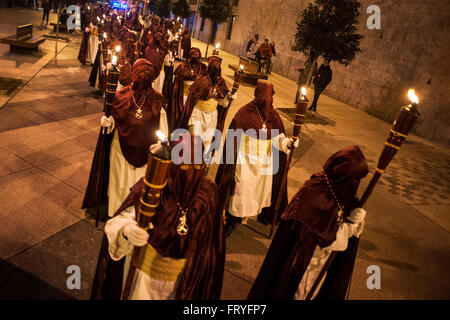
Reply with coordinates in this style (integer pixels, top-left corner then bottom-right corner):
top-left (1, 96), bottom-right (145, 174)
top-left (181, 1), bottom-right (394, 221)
top-left (358, 89), bottom-right (420, 207)
top-left (269, 87), bottom-right (308, 238)
top-left (305, 89), bottom-right (421, 300)
top-left (122, 131), bottom-right (172, 300)
top-left (212, 43), bottom-right (220, 56)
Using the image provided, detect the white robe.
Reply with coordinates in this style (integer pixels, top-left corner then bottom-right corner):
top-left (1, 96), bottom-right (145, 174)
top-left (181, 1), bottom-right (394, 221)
top-left (294, 222), bottom-right (359, 300)
top-left (228, 133), bottom-right (288, 218)
top-left (87, 28), bottom-right (99, 64)
top-left (105, 206), bottom-right (179, 300)
top-left (107, 108), bottom-right (169, 217)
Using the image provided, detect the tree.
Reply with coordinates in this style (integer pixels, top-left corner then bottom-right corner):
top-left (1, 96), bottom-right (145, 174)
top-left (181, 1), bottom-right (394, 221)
top-left (172, 0), bottom-right (192, 20)
top-left (292, 0), bottom-right (364, 86)
top-left (149, 0), bottom-right (172, 18)
top-left (199, 0), bottom-right (232, 57)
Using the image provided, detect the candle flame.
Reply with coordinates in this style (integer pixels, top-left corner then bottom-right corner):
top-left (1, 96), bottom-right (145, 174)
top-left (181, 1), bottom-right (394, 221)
top-left (156, 130), bottom-right (167, 142)
top-left (115, 45), bottom-right (121, 52)
top-left (112, 55), bottom-right (117, 65)
top-left (240, 64), bottom-right (244, 71)
top-left (103, 14), bottom-right (106, 19)
top-left (408, 89), bottom-right (419, 104)
top-left (215, 43), bottom-right (220, 49)
top-left (97, 16), bottom-right (100, 22)
top-left (103, 32), bottom-right (107, 39)
top-left (301, 87), bottom-right (307, 97)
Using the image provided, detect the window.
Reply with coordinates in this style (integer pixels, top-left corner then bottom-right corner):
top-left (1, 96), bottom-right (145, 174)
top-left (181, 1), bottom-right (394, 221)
top-left (200, 17), bottom-right (205, 31)
top-left (226, 16), bottom-right (236, 40)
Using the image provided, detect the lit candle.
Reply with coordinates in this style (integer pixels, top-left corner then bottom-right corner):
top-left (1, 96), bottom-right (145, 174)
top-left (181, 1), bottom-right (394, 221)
top-left (301, 87), bottom-right (307, 97)
top-left (97, 16), bottom-right (100, 22)
top-left (240, 64), bottom-right (244, 72)
top-left (112, 55), bottom-right (118, 65)
top-left (216, 43), bottom-right (220, 49)
top-left (115, 45), bottom-right (121, 52)
top-left (103, 32), bottom-right (107, 39)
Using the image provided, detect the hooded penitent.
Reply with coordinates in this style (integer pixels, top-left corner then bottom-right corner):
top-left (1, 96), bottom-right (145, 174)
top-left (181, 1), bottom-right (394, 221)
top-left (179, 56), bottom-right (229, 129)
top-left (90, 134), bottom-right (225, 300)
top-left (144, 32), bottom-right (169, 82)
top-left (247, 146), bottom-right (369, 300)
top-left (167, 47), bottom-right (207, 132)
top-left (215, 81), bottom-right (288, 225)
top-left (111, 59), bottom-right (163, 168)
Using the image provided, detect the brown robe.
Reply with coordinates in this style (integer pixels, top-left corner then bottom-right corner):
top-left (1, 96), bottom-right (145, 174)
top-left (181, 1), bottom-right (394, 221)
top-left (91, 141), bottom-right (225, 300)
top-left (111, 59), bottom-right (163, 167)
top-left (215, 82), bottom-right (288, 225)
top-left (167, 47), bottom-right (207, 132)
top-left (180, 56), bottom-right (229, 129)
top-left (247, 146), bottom-right (369, 300)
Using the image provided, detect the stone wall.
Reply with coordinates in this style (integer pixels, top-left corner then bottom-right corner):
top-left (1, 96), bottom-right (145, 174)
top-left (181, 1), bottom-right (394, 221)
top-left (191, 0), bottom-right (450, 147)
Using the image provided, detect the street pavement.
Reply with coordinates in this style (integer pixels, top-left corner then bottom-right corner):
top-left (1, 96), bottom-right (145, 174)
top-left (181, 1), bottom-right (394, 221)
top-left (0, 8), bottom-right (449, 300)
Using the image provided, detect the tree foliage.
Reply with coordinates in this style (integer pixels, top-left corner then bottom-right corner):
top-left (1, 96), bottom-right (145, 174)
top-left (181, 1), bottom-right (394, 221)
top-left (149, 0), bottom-right (172, 18)
top-left (199, 0), bottom-right (232, 24)
top-left (172, 0), bottom-right (192, 19)
top-left (292, 0), bottom-right (364, 65)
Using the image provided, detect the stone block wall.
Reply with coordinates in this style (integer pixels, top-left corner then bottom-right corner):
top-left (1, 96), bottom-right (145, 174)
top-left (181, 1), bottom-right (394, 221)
top-left (191, 0), bottom-right (450, 147)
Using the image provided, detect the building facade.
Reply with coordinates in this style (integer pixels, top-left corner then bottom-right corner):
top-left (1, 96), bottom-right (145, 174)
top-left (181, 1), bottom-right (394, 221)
top-left (188, 0), bottom-right (450, 147)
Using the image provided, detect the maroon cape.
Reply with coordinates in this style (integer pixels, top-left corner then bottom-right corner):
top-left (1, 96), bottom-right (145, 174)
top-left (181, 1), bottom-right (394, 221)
top-left (215, 82), bottom-right (288, 225)
top-left (247, 145), bottom-right (369, 300)
top-left (78, 30), bottom-right (89, 64)
top-left (91, 161), bottom-right (225, 299)
top-left (111, 59), bottom-right (163, 167)
top-left (179, 56), bottom-right (229, 129)
top-left (167, 48), bottom-right (207, 132)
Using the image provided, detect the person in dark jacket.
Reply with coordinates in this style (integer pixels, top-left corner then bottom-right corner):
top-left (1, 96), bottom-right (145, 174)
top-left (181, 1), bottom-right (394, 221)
top-left (42, 0), bottom-right (51, 25)
top-left (309, 59), bottom-right (332, 112)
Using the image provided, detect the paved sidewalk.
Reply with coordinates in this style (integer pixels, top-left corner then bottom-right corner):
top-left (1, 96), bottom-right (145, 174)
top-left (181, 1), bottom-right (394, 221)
top-left (0, 9), bottom-right (448, 300)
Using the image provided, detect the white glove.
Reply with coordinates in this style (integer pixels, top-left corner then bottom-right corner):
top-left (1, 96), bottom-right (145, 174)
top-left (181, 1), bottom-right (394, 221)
top-left (348, 208), bottom-right (366, 238)
top-left (348, 208), bottom-right (366, 225)
top-left (101, 115), bottom-right (114, 128)
top-left (123, 221), bottom-right (149, 247)
top-left (279, 134), bottom-right (299, 154)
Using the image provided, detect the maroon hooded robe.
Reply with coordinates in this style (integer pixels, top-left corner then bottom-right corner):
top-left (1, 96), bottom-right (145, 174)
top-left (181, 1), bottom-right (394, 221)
top-left (215, 82), bottom-right (288, 226)
top-left (111, 58), bottom-right (164, 168)
top-left (179, 55), bottom-right (229, 130)
top-left (167, 47), bottom-right (207, 132)
top-left (91, 135), bottom-right (225, 300)
top-left (247, 146), bottom-right (369, 300)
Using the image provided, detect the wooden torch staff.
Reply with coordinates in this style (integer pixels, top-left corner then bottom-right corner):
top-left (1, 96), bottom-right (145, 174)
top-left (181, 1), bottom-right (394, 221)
top-left (101, 55), bottom-right (119, 135)
top-left (305, 90), bottom-right (420, 300)
top-left (268, 88), bottom-right (308, 239)
top-left (121, 133), bottom-right (172, 300)
top-left (101, 31), bottom-right (110, 95)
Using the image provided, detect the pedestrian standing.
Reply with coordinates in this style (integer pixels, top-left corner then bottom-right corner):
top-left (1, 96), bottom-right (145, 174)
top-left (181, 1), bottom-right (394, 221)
top-left (309, 59), bottom-right (332, 112)
top-left (42, 0), bottom-right (51, 25)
